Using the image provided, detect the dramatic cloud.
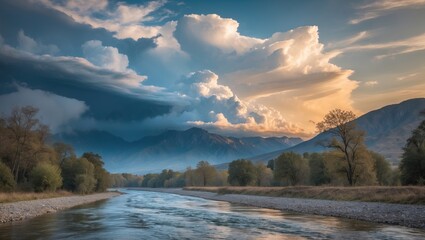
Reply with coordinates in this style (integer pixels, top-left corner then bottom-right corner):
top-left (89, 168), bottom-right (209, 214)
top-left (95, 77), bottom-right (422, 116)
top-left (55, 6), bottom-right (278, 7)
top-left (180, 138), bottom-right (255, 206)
top-left (17, 30), bottom-right (59, 55)
top-left (39, 0), bottom-right (167, 40)
top-left (141, 70), bottom-right (307, 137)
top-left (5, 2), bottom-right (422, 139)
top-left (174, 15), bottom-right (360, 135)
top-left (350, 0), bottom-right (425, 24)
top-left (0, 86), bottom-right (88, 132)
top-left (0, 35), bottom-right (175, 125)
top-left (176, 14), bottom-right (264, 56)
top-left (82, 40), bottom-right (129, 72)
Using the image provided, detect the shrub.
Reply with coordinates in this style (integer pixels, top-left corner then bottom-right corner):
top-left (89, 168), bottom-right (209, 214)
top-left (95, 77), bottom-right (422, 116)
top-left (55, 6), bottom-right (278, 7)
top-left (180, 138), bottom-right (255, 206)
top-left (30, 163), bottom-right (62, 192)
top-left (0, 161), bottom-right (16, 192)
top-left (75, 174), bottom-right (97, 194)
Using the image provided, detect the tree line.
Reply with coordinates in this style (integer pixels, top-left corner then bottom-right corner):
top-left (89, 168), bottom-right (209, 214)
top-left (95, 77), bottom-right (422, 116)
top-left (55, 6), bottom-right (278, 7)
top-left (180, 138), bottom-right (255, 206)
top-left (122, 108), bottom-right (424, 188)
top-left (0, 106), bottom-right (111, 193)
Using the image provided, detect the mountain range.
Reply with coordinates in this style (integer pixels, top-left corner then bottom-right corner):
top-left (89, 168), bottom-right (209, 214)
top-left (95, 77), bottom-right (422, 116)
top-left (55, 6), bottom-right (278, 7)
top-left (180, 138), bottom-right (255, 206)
top-left (53, 127), bottom-right (302, 173)
top-left (54, 98), bottom-right (425, 173)
top-left (247, 98), bottom-right (425, 165)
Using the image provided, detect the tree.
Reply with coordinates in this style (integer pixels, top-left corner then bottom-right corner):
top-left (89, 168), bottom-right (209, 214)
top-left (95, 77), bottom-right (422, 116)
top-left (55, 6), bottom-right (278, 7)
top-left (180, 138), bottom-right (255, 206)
top-left (274, 152), bottom-right (309, 186)
top-left (370, 151), bottom-right (392, 186)
top-left (30, 163), bottom-right (62, 192)
top-left (255, 163), bottom-right (273, 186)
top-left (82, 152), bottom-right (110, 192)
top-left (62, 157), bottom-right (96, 193)
top-left (317, 109), bottom-right (375, 186)
top-left (53, 142), bottom-right (75, 167)
top-left (267, 160), bottom-right (274, 170)
top-left (399, 112), bottom-right (425, 185)
top-left (228, 159), bottom-right (256, 186)
top-left (195, 161), bottom-right (216, 186)
top-left (0, 161), bottom-right (16, 192)
top-left (6, 106), bottom-right (40, 182)
top-left (307, 153), bottom-right (331, 186)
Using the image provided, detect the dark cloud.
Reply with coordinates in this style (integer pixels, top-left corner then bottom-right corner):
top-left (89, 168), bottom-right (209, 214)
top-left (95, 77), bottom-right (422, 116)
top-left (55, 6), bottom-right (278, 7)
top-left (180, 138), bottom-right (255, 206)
top-left (0, 45), bottom-right (173, 122)
top-left (0, 0), bottom-right (156, 70)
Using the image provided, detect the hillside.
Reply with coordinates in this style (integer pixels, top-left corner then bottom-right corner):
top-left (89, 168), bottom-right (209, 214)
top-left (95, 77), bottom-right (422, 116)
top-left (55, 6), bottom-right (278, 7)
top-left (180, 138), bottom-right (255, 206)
top-left (248, 98), bottom-right (425, 165)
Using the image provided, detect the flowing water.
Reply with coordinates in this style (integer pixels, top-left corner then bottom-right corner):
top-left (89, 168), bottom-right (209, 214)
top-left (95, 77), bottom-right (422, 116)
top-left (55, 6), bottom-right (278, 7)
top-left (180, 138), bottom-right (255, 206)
top-left (1, 189), bottom-right (424, 239)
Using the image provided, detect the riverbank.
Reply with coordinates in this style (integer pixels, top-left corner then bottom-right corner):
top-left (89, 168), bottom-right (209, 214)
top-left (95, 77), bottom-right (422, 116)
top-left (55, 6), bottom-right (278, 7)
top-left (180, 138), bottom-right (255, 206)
top-left (0, 191), bottom-right (74, 203)
top-left (0, 191), bottom-right (121, 223)
top-left (133, 188), bottom-right (425, 229)
top-left (185, 186), bottom-right (425, 204)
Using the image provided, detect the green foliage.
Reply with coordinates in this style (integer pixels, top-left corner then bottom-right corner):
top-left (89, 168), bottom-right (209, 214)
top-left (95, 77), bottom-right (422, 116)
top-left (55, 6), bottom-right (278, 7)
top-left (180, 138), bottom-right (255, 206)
top-left (274, 152), bottom-right (309, 186)
top-left (62, 157), bottom-right (97, 194)
top-left (370, 151), bottom-right (392, 186)
top-left (82, 152), bottom-right (110, 192)
top-left (75, 174), bottom-right (97, 194)
top-left (195, 161), bottom-right (217, 186)
top-left (0, 161), bottom-right (16, 192)
top-left (0, 106), bottom-right (53, 184)
top-left (30, 163), bottom-right (62, 192)
top-left (307, 153), bottom-right (331, 185)
top-left (400, 118), bottom-right (425, 185)
top-left (141, 173), bottom-right (159, 187)
top-left (266, 159), bottom-right (274, 170)
top-left (0, 106), bottom-right (112, 194)
top-left (228, 159), bottom-right (256, 186)
top-left (255, 163), bottom-right (273, 186)
top-left (111, 173), bottom-right (144, 187)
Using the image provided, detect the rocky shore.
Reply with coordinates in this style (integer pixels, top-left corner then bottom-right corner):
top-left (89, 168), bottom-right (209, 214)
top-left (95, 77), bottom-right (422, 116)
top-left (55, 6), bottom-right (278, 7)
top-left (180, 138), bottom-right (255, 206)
top-left (0, 192), bottom-right (121, 223)
top-left (135, 188), bottom-right (425, 229)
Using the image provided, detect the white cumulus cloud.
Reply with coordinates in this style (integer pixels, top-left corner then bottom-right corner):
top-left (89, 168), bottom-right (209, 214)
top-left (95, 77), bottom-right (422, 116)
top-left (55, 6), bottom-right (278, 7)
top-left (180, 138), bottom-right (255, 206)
top-left (82, 40), bottom-right (129, 72)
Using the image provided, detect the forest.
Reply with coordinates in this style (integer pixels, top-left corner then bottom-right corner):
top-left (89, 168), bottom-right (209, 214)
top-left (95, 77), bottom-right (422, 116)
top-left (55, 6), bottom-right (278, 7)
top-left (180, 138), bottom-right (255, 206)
top-left (0, 106), bottom-right (110, 194)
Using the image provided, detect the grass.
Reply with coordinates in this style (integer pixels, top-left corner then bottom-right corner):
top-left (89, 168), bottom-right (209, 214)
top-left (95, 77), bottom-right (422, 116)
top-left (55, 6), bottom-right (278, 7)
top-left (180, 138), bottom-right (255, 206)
top-left (183, 186), bottom-right (425, 205)
top-left (0, 191), bottom-right (73, 203)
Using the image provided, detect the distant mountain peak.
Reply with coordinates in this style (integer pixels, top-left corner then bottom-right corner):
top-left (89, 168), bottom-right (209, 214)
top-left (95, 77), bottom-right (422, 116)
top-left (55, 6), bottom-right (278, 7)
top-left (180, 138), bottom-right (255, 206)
top-left (54, 127), bottom-right (302, 173)
top-left (185, 127), bottom-right (209, 133)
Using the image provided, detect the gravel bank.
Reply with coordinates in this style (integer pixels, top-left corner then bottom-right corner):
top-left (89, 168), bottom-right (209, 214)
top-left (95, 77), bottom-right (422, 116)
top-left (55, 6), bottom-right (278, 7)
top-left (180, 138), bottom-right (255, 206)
top-left (135, 188), bottom-right (425, 229)
top-left (0, 192), bottom-right (121, 223)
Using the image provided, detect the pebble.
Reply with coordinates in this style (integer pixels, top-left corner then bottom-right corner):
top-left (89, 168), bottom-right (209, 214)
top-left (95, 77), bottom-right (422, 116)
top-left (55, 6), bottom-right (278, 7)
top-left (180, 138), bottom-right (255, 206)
top-left (0, 192), bottom-right (120, 224)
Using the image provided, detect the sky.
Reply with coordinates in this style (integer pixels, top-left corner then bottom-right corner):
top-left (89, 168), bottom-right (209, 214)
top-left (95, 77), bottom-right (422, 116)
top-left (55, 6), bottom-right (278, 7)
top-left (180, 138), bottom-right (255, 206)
top-left (0, 0), bottom-right (424, 140)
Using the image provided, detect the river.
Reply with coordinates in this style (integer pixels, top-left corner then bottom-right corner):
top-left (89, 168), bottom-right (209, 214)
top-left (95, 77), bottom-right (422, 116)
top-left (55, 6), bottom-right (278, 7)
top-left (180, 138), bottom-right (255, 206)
top-left (1, 189), bottom-right (424, 239)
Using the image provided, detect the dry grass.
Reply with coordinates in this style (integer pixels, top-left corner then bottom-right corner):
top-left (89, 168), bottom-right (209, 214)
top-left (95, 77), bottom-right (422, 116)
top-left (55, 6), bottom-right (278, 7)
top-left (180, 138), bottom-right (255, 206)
top-left (0, 191), bottom-right (73, 203)
top-left (184, 186), bottom-right (425, 204)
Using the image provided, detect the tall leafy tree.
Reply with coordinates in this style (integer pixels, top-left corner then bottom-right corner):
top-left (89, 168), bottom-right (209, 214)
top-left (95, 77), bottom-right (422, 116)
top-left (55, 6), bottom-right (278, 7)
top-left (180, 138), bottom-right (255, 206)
top-left (196, 161), bottom-right (216, 186)
top-left (228, 159), bottom-right (256, 186)
top-left (307, 153), bottom-right (331, 186)
top-left (370, 151), bottom-right (392, 186)
top-left (274, 152), bottom-right (309, 186)
top-left (400, 111), bottom-right (425, 185)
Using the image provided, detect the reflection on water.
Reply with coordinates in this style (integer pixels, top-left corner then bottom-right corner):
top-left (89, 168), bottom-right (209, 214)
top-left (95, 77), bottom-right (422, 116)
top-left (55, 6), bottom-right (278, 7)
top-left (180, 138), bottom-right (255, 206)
top-left (0, 189), bottom-right (424, 240)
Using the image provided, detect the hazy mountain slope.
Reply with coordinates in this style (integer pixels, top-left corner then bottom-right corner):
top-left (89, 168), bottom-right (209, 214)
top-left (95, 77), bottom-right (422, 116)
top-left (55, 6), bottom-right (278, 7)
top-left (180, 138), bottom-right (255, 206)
top-left (54, 127), bottom-right (302, 173)
top-left (248, 98), bottom-right (425, 165)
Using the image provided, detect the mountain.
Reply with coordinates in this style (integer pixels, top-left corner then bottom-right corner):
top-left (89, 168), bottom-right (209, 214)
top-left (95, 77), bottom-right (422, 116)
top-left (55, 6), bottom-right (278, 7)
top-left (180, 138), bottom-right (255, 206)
top-left (248, 98), bottom-right (425, 165)
top-left (53, 127), bottom-right (302, 173)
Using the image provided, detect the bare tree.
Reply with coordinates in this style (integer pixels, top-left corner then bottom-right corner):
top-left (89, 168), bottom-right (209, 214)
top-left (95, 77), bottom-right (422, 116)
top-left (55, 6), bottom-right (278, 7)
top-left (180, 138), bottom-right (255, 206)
top-left (7, 106), bottom-right (39, 182)
top-left (317, 109), bottom-right (370, 186)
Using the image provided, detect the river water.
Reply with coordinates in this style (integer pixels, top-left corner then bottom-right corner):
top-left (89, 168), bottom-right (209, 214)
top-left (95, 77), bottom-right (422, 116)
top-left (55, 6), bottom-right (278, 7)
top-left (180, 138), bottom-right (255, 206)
top-left (1, 189), bottom-right (424, 239)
